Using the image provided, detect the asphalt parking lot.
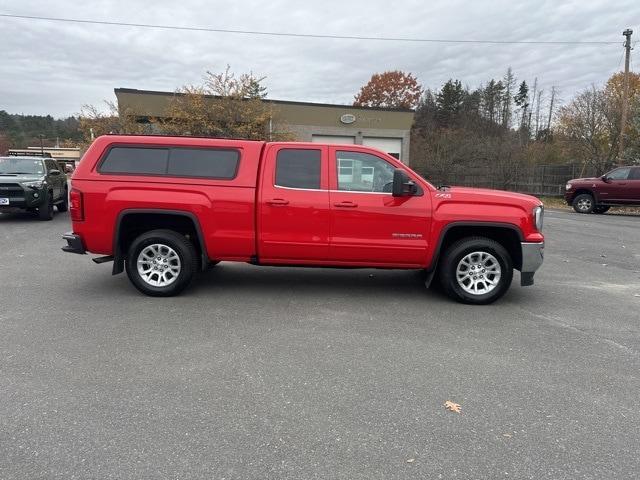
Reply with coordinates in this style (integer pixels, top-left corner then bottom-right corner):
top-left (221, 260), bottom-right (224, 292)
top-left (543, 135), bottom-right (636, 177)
top-left (1, 208), bottom-right (639, 479)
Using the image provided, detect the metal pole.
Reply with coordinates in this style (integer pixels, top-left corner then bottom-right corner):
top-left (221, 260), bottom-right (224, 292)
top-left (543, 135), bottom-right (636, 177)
top-left (618, 28), bottom-right (633, 163)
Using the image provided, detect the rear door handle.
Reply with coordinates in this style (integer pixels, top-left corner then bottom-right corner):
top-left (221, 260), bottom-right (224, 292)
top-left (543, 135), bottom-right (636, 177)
top-left (334, 201), bottom-right (358, 208)
top-left (267, 198), bottom-right (289, 206)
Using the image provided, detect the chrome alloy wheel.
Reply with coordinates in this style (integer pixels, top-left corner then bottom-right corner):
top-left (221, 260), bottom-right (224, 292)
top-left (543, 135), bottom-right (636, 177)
top-left (576, 197), bottom-right (592, 212)
top-left (136, 244), bottom-right (181, 287)
top-left (456, 251), bottom-right (501, 295)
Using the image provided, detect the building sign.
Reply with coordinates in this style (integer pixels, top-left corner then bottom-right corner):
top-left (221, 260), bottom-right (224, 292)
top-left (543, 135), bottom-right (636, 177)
top-left (340, 114), bottom-right (356, 124)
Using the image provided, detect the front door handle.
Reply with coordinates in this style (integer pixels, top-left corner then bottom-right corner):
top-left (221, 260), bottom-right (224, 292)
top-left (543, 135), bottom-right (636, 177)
top-left (334, 201), bottom-right (358, 208)
top-left (267, 198), bottom-right (289, 206)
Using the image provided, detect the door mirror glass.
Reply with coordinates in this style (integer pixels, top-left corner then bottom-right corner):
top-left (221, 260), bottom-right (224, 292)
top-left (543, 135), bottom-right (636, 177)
top-left (392, 169), bottom-right (417, 197)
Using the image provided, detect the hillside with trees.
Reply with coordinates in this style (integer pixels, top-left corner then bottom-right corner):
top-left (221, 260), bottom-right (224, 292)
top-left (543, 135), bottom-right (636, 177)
top-left (0, 110), bottom-right (83, 150)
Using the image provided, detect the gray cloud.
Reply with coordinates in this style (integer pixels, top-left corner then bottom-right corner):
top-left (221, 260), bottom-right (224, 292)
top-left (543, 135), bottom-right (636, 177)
top-left (0, 0), bottom-right (637, 117)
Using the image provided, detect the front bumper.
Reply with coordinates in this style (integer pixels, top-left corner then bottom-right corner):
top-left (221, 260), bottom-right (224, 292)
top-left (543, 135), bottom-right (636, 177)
top-left (520, 241), bottom-right (544, 286)
top-left (62, 232), bottom-right (86, 254)
top-left (564, 191), bottom-right (575, 205)
top-left (0, 184), bottom-right (47, 209)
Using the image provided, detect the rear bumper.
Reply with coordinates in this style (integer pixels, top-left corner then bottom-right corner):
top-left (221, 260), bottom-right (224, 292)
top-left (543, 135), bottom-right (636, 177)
top-left (61, 232), bottom-right (86, 254)
top-left (520, 241), bottom-right (544, 286)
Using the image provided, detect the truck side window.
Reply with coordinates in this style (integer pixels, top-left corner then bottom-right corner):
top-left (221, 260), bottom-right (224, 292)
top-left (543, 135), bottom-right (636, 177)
top-left (607, 168), bottom-right (631, 180)
top-left (45, 160), bottom-right (58, 172)
top-left (99, 147), bottom-right (169, 175)
top-left (168, 148), bottom-right (239, 179)
top-left (275, 149), bottom-right (321, 189)
top-left (336, 151), bottom-right (395, 193)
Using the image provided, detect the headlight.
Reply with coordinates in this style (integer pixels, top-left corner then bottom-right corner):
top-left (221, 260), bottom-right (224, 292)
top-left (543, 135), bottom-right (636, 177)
top-left (565, 183), bottom-right (573, 191)
top-left (22, 180), bottom-right (45, 189)
top-left (533, 205), bottom-right (544, 232)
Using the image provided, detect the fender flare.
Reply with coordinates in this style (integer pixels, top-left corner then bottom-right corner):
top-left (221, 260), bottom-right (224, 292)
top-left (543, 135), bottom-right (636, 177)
top-left (427, 221), bottom-right (524, 272)
top-left (111, 208), bottom-right (207, 275)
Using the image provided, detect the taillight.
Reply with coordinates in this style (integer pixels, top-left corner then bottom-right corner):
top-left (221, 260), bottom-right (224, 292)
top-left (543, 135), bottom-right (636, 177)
top-left (69, 189), bottom-right (84, 221)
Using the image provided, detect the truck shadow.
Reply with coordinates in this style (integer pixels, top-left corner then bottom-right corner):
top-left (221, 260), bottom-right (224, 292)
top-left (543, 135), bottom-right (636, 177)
top-left (192, 263), bottom-right (437, 300)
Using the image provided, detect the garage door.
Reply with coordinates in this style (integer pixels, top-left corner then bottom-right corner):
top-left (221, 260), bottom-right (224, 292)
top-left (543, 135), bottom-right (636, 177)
top-left (362, 137), bottom-right (402, 160)
top-left (311, 135), bottom-right (356, 145)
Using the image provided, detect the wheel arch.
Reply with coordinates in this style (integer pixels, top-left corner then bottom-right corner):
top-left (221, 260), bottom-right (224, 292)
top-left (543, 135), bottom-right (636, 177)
top-left (572, 188), bottom-right (597, 202)
top-left (112, 209), bottom-right (207, 275)
top-left (430, 222), bottom-right (523, 272)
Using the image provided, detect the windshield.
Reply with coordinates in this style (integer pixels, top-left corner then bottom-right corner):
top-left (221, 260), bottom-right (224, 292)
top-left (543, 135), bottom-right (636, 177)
top-left (0, 158), bottom-right (45, 175)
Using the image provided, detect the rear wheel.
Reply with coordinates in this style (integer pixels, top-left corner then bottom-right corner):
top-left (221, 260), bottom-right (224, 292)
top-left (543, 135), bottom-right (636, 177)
top-left (438, 237), bottom-right (513, 305)
top-left (593, 205), bottom-right (610, 214)
top-left (125, 229), bottom-right (197, 297)
top-left (573, 193), bottom-right (594, 214)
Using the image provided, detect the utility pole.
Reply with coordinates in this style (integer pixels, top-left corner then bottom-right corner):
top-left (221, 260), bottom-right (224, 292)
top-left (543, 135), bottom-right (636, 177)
top-left (618, 28), bottom-right (633, 163)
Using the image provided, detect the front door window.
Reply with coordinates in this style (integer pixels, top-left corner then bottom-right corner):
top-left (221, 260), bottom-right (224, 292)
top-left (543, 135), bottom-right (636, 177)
top-left (336, 151), bottom-right (395, 193)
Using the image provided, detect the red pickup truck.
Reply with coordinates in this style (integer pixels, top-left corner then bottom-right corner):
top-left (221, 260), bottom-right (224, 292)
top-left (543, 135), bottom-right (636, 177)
top-left (62, 135), bottom-right (544, 304)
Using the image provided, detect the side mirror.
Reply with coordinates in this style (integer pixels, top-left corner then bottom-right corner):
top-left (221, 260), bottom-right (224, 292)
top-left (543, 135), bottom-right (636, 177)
top-left (392, 169), bottom-right (417, 197)
top-left (601, 174), bottom-right (610, 183)
top-left (50, 169), bottom-right (61, 176)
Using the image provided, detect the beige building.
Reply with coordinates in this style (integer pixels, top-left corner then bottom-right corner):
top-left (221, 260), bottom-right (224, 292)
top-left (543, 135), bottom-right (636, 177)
top-left (114, 88), bottom-right (415, 164)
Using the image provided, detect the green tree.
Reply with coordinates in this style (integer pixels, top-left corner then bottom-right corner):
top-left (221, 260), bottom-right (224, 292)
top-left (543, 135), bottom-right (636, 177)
top-left (435, 79), bottom-right (466, 127)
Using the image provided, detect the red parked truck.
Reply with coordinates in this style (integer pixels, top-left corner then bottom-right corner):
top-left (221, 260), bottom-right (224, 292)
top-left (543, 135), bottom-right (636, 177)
top-left (62, 135), bottom-right (544, 304)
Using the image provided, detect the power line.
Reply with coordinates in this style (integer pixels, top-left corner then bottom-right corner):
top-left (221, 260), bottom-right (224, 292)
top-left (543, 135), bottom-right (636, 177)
top-left (0, 13), bottom-right (623, 45)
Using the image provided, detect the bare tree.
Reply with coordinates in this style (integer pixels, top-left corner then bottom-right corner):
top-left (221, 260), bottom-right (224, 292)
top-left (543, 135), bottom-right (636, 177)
top-left (556, 86), bottom-right (617, 172)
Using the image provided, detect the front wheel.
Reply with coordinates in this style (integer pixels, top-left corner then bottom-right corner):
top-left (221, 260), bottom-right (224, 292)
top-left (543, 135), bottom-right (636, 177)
top-left (438, 237), bottom-right (513, 305)
top-left (125, 229), bottom-right (198, 297)
top-left (573, 193), bottom-right (594, 214)
top-left (57, 188), bottom-right (69, 212)
top-left (38, 194), bottom-right (54, 221)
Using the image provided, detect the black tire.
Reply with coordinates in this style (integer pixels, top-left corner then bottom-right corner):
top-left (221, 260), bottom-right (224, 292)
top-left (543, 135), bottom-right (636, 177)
top-left (125, 229), bottom-right (198, 297)
top-left (593, 205), bottom-right (610, 214)
top-left (57, 187), bottom-right (69, 212)
top-left (438, 236), bottom-right (513, 305)
top-left (38, 193), bottom-right (54, 221)
top-left (572, 193), bottom-right (594, 214)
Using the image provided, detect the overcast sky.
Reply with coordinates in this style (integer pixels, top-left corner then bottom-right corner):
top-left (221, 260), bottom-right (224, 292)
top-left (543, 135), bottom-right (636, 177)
top-left (1, 0), bottom-right (638, 117)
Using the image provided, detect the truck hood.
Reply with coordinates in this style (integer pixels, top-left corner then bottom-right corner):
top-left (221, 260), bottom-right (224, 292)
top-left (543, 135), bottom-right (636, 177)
top-left (0, 174), bottom-right (45, 183)
top-left (569, 177), bottom-right (600, 183)
top-left (445, 186), bottom-right (542, 208)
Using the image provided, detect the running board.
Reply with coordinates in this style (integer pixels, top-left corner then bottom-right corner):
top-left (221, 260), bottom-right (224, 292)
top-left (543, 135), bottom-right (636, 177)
top-left (92, 256), bottom-right (114, 264)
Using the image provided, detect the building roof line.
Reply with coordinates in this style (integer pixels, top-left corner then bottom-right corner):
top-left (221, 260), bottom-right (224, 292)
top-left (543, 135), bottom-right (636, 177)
top-left (114, 88), bottom-right (415, 113)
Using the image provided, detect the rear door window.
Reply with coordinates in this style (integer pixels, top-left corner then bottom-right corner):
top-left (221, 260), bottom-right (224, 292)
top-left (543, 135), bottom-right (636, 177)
top-left (275, 149), bottom-right (321, 189)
